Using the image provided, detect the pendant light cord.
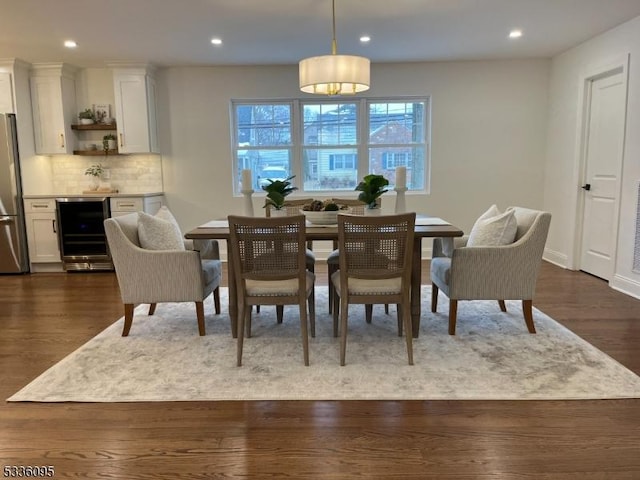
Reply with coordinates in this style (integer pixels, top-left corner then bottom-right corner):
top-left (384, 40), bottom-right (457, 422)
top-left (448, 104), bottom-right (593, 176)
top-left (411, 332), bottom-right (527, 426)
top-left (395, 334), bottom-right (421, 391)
top-left (331, 0), bottom-right (337, 55)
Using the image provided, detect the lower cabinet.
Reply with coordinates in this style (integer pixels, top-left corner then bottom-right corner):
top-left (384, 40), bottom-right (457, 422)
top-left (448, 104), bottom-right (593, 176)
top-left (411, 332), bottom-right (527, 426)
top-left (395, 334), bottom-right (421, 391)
top-left (110, 195), bottom-right (164, 217)
top-left (24, 199), bottom-right (61, 265)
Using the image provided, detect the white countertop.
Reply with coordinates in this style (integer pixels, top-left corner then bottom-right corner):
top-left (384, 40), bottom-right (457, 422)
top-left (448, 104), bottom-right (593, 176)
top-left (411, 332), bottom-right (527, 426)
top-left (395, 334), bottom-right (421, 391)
top-left (23, 192), bottom-right (164, 199)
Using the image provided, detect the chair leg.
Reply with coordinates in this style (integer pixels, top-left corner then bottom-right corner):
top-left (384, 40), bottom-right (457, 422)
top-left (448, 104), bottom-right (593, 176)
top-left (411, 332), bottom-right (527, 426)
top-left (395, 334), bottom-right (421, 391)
top-left (522, 299), bottom-right (536, 333)
top-left (195, 301), bottom-right (205, 336)
top-left (122, 303), bottom-right (134, 336)
top-left (403, 300), bottom-right (414, 365)
top-left (340, 298), bottom-right (349, 366)
top-left (246, 307), bottom-right (253, 338)
top-left (396, 304), bottom-right (403, 337)
top-left (365, 304), bottom-right (373, 323)
top-left (213, 287), bottom-right (221, 314)
top-left (309, 289), bottom-right (316, 338)
top-left (328, 264), bottom-right (337, 314)
top-left (300, 300), bottom-right (310, 366)
top-left (256, 305), bottom-right (260, 313)
top-left (431, 284), bottom-right (439, 312)
top-left (448, 299), bottom-right (457, 335)
top-left (498, 300), bottom-right (507, 312)
top-left (148, 303), bottom-right (157, 315)
top-left (385, 304), bottom-right (390, 315)
top-left (276, 305), bottom-right (284, 324)
top-left (332, 287), bottom-right (340, 338)
top-left (237, 303), bottom-right (246, 366)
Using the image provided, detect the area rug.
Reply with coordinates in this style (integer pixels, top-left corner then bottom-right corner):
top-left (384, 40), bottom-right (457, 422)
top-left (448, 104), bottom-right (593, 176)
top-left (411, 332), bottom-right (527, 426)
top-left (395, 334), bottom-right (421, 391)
top-left (8, 287), bottom-right (640, 402)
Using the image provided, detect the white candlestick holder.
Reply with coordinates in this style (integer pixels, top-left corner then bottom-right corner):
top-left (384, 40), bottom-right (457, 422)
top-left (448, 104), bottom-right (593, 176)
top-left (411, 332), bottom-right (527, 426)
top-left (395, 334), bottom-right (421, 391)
top-left (241, 189), bottom-right (254, 217)
top-left (394, 186), bottom-right (408, 213)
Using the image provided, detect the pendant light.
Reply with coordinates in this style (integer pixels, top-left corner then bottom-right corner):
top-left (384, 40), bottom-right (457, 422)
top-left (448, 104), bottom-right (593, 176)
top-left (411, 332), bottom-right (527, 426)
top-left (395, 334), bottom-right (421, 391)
top-left (299, 0), bottom-right (370, 95)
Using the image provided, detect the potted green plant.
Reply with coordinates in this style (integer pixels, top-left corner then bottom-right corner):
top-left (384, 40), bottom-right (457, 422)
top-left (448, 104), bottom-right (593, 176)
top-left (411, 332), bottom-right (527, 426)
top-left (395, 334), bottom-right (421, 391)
top-left (355, 174), bottom-right (389, 212)
top-left (102, 134), bottom-right (117, 153)
top-left (84, 164), bottom-right (104, 191)
top-left (262, 175), bottom-right (297, 212)
top-left (78, 108), bottom-right (95, 125)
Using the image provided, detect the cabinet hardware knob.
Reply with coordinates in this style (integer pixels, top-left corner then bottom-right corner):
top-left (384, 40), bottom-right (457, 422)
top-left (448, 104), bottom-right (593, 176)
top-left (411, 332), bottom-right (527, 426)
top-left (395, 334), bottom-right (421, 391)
top-left (52, 219), bottom-right (57, 233)
top-left (581, 183), bottom-right (591, 191)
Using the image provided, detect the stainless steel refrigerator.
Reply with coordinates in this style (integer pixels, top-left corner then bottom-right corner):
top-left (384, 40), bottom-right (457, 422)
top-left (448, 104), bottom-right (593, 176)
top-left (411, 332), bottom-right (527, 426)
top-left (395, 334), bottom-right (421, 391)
top-left (0, 113), bottom-right (29, 273)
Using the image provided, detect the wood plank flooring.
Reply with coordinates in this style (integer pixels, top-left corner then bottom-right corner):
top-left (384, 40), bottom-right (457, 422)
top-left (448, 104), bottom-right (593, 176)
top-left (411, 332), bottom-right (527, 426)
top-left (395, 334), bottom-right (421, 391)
top-left (1, 261), bottom-right (639, 479)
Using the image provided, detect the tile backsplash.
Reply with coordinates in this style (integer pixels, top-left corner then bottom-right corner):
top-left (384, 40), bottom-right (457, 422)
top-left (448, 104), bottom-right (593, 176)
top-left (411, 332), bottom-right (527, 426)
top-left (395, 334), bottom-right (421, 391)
top-left (51, 155), bottom-right (163, 194)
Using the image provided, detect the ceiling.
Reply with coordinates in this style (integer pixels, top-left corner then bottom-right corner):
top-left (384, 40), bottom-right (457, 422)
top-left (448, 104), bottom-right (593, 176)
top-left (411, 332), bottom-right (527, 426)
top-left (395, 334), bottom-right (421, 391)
top-left (2, 0), bottom-right (640, 68)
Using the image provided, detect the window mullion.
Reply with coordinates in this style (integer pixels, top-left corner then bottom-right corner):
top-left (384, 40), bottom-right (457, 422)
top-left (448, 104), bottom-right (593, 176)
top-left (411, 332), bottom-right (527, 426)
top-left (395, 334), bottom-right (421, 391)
top-left (358, 98), bottom-right (368, 177)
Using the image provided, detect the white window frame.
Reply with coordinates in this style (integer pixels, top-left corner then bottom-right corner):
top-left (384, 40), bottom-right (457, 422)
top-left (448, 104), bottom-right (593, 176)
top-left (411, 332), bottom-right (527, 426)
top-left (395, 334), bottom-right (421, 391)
top-left (231, 96), bottom-right (430, 195)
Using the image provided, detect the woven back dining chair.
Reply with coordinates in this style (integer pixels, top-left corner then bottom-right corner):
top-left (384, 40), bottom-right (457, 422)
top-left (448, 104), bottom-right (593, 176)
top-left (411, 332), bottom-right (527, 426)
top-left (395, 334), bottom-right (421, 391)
top-left (332, 212), bottom-right (416, 366)
top-left (263, 198), bottom-right (315, 321)
top-left (327, 198), bottom-right (385, 317)
top-left (228, 214), bottom-right (316, 366)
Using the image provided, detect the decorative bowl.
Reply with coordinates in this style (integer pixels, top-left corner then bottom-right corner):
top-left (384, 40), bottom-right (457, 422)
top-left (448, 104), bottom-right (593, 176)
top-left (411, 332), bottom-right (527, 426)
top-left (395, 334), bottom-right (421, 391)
top-left (300, 208), bottom-right (351, 225)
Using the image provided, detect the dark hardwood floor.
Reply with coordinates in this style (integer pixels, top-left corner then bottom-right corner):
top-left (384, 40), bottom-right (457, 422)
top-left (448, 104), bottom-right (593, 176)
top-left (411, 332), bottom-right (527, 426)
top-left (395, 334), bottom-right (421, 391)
top-left (1, 261), bottom-right (639, 479)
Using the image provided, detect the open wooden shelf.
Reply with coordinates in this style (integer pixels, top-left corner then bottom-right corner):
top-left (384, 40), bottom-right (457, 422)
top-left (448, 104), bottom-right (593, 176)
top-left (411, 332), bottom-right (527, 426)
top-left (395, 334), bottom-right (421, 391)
top-left (71, 123), bottom-right (117, 131)
top-left (72, 149), bottom-right (119, 156)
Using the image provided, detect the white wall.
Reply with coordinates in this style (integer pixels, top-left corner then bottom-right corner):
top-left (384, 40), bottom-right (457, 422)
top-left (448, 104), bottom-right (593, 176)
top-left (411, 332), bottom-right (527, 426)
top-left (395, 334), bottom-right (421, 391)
top-left (543, 15), bottom-right (640, 298)
top-left (157, 59), bottom-right (550, 238)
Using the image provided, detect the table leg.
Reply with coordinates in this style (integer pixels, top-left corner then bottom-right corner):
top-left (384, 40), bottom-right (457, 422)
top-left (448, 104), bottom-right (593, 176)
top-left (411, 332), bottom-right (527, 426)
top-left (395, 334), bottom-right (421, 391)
top-left (411, 236), bottom-right (422, 338)
top-left (226, 239), bottom-right (238, 338)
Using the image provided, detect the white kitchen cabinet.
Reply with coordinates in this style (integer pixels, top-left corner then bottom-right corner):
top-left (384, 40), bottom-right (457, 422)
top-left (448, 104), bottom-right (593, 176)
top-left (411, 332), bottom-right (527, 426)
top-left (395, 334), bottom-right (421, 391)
top-left (24, 199), bottom-right (60, 264)
top-left (112, 65), bottom-right (159, 154)
top-left (110, 195), bottom-right (164, 217)
top-left (30, 63), bottom-right (77, 154)
top-left (0, 72), bottom-right (14, 113)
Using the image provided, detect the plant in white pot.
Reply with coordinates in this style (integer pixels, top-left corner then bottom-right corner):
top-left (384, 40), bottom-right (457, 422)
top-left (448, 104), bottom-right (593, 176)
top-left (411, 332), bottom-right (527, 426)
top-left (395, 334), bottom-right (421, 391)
top-left (262, 175), bottom-right (297, 215)
top-left (102, 134), bottom-right (117, 153)
top-left (355, 174), bottom-right (389, 214)
top-left (84, 163), bottom-right (104, 191)
top-left (78, 108), bottom-right (95, 125)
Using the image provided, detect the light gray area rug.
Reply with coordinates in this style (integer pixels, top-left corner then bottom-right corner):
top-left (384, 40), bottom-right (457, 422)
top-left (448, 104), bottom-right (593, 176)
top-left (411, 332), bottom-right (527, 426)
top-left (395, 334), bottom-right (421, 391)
top-left (9, 287), bottom-right (640, 402)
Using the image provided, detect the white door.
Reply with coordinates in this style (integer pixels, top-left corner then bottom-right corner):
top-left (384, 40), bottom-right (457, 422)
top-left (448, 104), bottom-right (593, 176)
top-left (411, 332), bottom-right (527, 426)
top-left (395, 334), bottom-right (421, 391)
top-left (579, 71), bottom-right (626, 280)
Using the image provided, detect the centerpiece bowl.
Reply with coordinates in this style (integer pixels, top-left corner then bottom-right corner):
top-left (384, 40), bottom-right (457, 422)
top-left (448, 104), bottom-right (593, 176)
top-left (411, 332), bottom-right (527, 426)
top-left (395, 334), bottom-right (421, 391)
top-left (300, 200), bottom-right (352, 225)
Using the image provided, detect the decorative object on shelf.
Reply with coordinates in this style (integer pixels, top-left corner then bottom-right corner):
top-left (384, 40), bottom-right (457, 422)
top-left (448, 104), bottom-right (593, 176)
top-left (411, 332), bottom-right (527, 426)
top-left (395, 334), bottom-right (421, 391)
top-left (262, 175), bottom-right (297, 212)
top-left (300, 200), bottom-right (351, 225)
top-left (240, 169), bottom-right (254, 216)
top-left (299, 0), bottom-right (370, 95)
top-left (78, 108), bottom-right (95, 125)
top-left (394, 166), bottom-right (408, 213)
top-left (355, 174), bottom-right (389, 212)
top-left (94, 104), bottom-right (111, 124)
top-left (102, 134), bottom-right (117, 153)
top-left (84, 163), bottom-right (104, 191)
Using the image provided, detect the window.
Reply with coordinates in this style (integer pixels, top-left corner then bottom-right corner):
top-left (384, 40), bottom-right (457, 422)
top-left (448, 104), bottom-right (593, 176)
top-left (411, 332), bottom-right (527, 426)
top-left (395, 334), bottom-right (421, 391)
top-left (231, 98), bottom-right (429, 194)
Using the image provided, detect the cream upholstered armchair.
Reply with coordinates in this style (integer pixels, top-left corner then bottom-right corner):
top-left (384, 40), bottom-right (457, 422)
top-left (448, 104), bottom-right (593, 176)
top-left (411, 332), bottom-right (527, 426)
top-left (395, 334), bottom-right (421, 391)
top-left (430, 207), bottom-right (551, 335)
top-left (104, 213), bottom-right (222, 337)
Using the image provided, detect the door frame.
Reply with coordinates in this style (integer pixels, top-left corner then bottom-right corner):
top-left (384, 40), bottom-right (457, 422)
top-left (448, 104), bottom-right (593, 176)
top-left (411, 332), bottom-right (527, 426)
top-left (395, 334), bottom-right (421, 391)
top-left (569, 53), bottom-right (630, 273)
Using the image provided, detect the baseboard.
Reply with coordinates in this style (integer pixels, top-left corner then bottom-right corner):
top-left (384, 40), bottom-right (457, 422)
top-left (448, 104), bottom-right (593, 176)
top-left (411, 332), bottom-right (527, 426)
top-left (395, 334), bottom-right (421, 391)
top-left (543, 248), bottom-right (568, 268)
top-left (609, 274), bottom-right (640, 300)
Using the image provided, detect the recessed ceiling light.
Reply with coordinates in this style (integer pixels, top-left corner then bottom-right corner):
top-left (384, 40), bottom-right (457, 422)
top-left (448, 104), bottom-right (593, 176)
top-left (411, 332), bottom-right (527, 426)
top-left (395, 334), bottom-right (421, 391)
top-left (211, 38), bottom-right (222, 46)
top-left (360, 35), bottom-right (371, 43)
top-left (509, 30), bottom-right (523, 39)
top-left (64, 40), bottom-right (77, 48)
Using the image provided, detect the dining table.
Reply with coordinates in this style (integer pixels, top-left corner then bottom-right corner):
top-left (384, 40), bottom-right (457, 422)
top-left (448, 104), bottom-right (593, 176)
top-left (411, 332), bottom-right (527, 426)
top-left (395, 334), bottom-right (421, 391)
top-left (185, 216), bottom-right (463, 339)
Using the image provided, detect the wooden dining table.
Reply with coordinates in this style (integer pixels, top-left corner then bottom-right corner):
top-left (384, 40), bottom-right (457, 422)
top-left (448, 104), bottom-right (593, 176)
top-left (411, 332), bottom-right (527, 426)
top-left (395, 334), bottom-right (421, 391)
top-left (185, 217), bottom-right (463, 339)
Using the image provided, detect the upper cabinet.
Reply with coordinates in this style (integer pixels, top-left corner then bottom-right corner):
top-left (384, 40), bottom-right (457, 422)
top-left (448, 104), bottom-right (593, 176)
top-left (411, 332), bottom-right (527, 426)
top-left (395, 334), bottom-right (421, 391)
top-left (0, 72), bottom-right (15, 113)
top-left (111, 65), bottom-right (159, 154)
top-left (30, 63), bottom-right (78, 155)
